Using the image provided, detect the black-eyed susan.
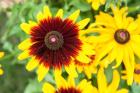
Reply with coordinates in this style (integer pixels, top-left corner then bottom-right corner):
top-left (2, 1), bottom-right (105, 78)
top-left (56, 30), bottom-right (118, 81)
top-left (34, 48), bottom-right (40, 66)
top-left (0, 52), bottom-right (4, 75)
top-left (92, 68), bottom-right (128, 93)
top-left (18, 6), bottom-right (94, 82)
top-left (122, 64), bottom-right (140, 84)
top-left (42, 74), bottom-right (94, 93)
top-left (87, 0), bottom-right (106, 10)
top-left (85, 6), bottom-right (140, 85)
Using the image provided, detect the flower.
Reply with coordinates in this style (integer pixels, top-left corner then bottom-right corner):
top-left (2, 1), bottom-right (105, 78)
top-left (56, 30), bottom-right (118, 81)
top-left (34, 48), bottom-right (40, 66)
top-left (42, 74), bottom-right (94, 93)
top-left (85, 6), bottom-right (140, 85)
top-left (0, 52), bottom-right (4, 75)
top-left (92, 68), bottom-right (128, 93)
top-left (18, 6), bottom-right (94, 82)
top-left (122, 64), bottom-right (140, 84)
top-left (87, 0), bottom-right (106, 10)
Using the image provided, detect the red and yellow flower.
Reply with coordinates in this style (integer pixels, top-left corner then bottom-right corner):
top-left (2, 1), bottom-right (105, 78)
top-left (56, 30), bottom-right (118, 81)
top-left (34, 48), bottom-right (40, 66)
top-left (18, 6), bottom-right (95, 82)
top-left (43, 74), bottom-right (94, 93)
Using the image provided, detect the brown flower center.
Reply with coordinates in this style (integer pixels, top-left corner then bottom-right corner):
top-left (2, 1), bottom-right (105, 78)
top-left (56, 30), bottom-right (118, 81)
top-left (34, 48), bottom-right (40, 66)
top-left (114, 29), bottom-right (130, 44)
top-left (44, 31), bottom-right (64, 50)
top-left (134, 69), bottom-right (140, 74)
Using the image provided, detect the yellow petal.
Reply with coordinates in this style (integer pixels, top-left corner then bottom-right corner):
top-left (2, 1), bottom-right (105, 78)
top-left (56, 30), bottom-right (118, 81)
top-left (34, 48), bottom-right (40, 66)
top-left (127, 21), bottom-right (137, 32)
top-left (108, 47), bottom-right (117, 62)
top-left (43, 6), bottom-right (52, 18)
top-left (68, 10), bottom-right (80, 22)
top-left (0, 52), bottom-right (4, 58)
top-left (0, 68), bottom-right (4, 75)
top-left (82, 43), bottom-right (95, 55)
top-left (18, 50), bottom-right (30, 60)
top-left (82, 82), bottom-right (95, 93)
top-left (123, 47), bottom-right (134, 85)
top-left (18, 39), bottom-right (32, 50)
top-left (131, 42), bottom-right (140, 58)
top-left (76, 53), bottom-right (91, 63)
top-left (97, 68), bottom-right (107, 93)
top-left (29, 20), bottom-right (38, 27)
top-left (91, 0), bottom-right (100, 10)
top-left (54, 68), bottom-right (62, 76)
top-left (26, 57), bottom-right (39, 71)
top-left (68, 76), bottom-right (75, 87)
top-left (77, 18), bottom-right (90, 29)
top-left (42, 83), bottom-right (55, 93)
top-left (113, 47), bottom-right (123, 68)
top-left (65, 63), bottom-right (78, 77)
top-left (77, 79), bottom-right (88, 91)
top-left (37, 64), bottom-right (49, 82)
top-left (116, 89), bottom-right (128, 93)
top-left (96, 41), bottom-right (115, 63)
top-left (55, 9), bottom-right (63, 18)
top-left (20, 23), bottom-right (31, 34)
top-left (55, 74), bottom-right (67, 88)
top-left (106, 70), bottom-right (120, 93)
top-left (100, 0), bottom-right (106, 4)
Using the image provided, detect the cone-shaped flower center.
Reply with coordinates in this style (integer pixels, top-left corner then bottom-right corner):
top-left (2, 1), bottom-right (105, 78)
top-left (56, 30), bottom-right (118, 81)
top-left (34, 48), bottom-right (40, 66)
top-left (44, 31), bottom-right (64, 50)
top-left (114, 29), bottom-right (130, 44)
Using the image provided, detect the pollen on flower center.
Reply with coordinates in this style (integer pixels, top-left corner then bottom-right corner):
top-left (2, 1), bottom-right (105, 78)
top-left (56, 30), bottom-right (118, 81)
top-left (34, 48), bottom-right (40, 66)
top-left (44, 31), bottom-right (64, 50)
top-left (114, 29), bottom-right (130, 44)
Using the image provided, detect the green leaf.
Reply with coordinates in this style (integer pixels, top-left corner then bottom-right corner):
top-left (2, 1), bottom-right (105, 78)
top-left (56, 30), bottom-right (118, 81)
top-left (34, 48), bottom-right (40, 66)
top-left (24, 79), bottom-right (42, 93)
top-left (69, 0), bottom-right (91, 12)
top-left (131, 83), bottom-right (140, 93)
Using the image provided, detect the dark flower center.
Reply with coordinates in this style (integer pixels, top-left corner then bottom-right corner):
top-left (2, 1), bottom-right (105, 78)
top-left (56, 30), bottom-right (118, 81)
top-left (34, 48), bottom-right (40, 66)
top-left (134, 69), bottom-right (140, 74)
top-left (114, 29), bottom-right (130, 44)
top-left (56, 87), bottom-right (81, 93)
top-left (44, 31), bottom-right (64, 50)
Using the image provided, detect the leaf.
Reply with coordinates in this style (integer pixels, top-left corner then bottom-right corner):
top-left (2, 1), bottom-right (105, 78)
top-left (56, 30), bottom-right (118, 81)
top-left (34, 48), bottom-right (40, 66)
top-left (131, 83), bottom-right (140, 93)
top-left (24, 79), bottom-right (42, 93)
top-left (69, 0), bottom-right (91, 12)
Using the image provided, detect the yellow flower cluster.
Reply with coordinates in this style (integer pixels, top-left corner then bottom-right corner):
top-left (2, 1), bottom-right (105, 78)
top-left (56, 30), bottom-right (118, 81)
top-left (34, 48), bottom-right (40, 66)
top-left (17, 4), bottom-right (140, 92)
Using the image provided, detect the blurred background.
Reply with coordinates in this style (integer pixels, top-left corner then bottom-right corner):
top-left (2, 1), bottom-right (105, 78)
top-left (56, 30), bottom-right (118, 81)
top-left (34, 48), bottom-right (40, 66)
top-left (0, 0), bottom-right (140, 93)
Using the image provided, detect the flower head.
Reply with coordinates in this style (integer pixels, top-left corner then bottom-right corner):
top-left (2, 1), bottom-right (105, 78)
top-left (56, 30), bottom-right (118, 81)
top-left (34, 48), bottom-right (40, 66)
top-left (85, 6), bottom-right (140, 85)
top-left (18, 6), bottom-right (94, 81)
top-left (43, 74), bottom-right (94, 93)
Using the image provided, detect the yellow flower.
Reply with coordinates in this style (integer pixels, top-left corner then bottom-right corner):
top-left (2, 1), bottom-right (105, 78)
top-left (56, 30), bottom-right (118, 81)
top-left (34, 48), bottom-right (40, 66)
top-left (43, 74), bottom-right (94, 93)
top-left (0, 52), bottom-right (4, 75)
top-left (18, 6), bottom-right (94, 82)
top-left (122, 64), bottom-right (140, 84)
top-left (87, 0), bottom-right (106, 10)
top-left (85, 6), bottom-right (140, 85)
top-left (92, 68), bottom-right (128, 93)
